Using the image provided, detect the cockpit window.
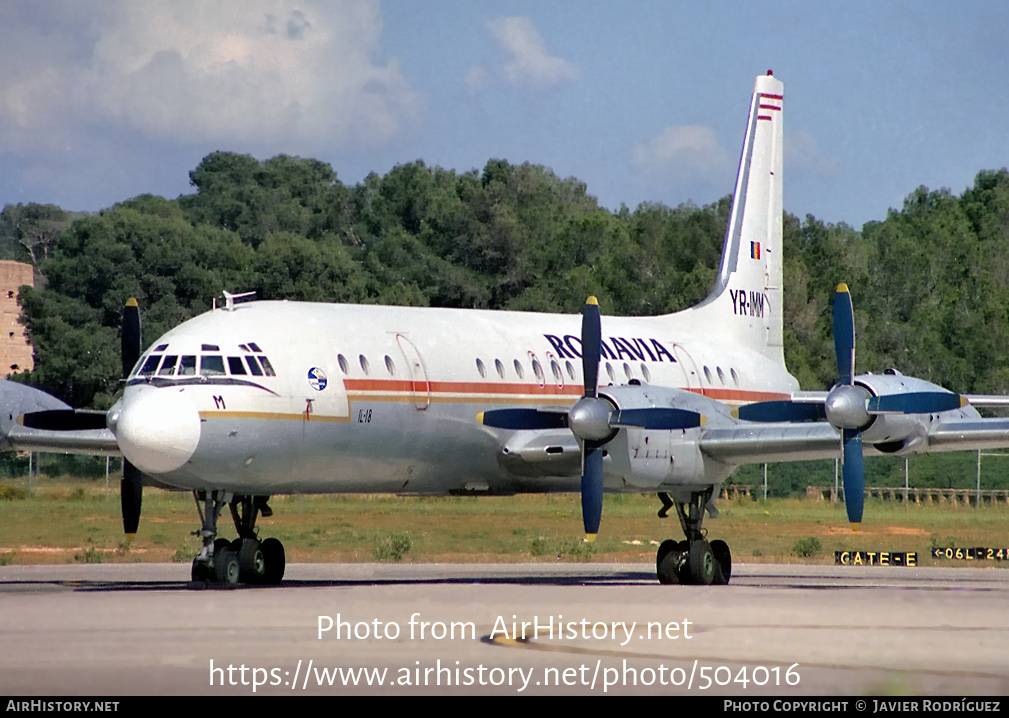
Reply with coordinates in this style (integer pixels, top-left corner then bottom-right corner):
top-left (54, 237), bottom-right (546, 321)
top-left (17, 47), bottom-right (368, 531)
top-left (202, 344), bottom-right (220, 351)
top-left (200, 355), bottom-right (226, 376)
top-left (154, 344), bottom-right (169, 352)
top-left (227, 357), bottom-right (247, 375)
top-left (158, 355), bottom-right (179, 376)
top-left (138, 355), bottom-right (161, 377)
top-left (248, 342), bottom-right (263, 353)
top-left (245, 356), bottom-right (263, 376)
top-left (179, 355), bottom-right (197, 376)
top-left (258, 356), bottom-right (276, 376)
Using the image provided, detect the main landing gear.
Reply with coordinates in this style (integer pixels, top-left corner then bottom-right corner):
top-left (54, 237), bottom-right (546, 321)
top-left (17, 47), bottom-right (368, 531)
top-left (655, 489), bottom-right (731, 586)
top-left (189, 491), bottom-right (286, 588)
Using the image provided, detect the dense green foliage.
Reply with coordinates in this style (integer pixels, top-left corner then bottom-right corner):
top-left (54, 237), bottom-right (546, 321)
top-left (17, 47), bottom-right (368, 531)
top-left (3, 153), bottom-right (1009, 491)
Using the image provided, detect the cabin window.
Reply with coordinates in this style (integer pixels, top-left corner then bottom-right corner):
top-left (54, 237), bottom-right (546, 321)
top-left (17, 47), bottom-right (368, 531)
top-left (158, 356), bottom-right (179, 376)
top-left (531, 357), bottom-right (545, 386)
top-left (200, 356), bottom-right (226, 376)
top-left (605, 362), bottom-right (615, 383)
top-left (228, 357), bottom-right (247, 375)
top-left (716, 366), bottom-right (726, 385)
top-left (703, 366), bottom-right (713, 384)
top-left (495, 359), bottom-right (505, 378)
top-left (179, 356), bottom-right (197, 376)
top-left (731, 368), bottom-right (740, 386)
top-left (337, 354), bottom-right (349, 374)
top-left (245, 356), bottom-right (263, 376)
top-left (359, 355), bottom-right (370, 375)
top-left (513, 359), bottom-right (524, 379)
top-left (550, 359), bottom-right (563, 384)
top-left (565, 361), bottom-right (576, 381)
top-left (623, 363), bottom-right (633, 382)
top-left (475, 358), bottom-right (487, 378)
top-left (385, 355), bottom-right (396, 376)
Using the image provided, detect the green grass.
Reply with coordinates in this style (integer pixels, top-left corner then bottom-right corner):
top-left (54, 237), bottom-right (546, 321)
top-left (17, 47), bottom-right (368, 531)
top-left (0, 476), bottom-right (1007, 566)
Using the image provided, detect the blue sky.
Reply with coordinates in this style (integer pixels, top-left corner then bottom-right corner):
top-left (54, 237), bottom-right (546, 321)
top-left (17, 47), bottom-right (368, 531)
top-left (1, 1), bottom-right (1006, 229)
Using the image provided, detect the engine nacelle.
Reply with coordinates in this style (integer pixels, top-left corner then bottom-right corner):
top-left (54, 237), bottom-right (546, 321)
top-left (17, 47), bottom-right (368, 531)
top-left (840, 372), bottom-right (978, 450)
top-left (599, 385), bottom-right (720, 490)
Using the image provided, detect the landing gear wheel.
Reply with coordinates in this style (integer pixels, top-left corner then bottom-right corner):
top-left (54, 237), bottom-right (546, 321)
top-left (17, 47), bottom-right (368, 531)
top-left (711, 539), bottom-right (731, 585)
top-left (687, 539), bottom-right (715, 585)
top-left (214, 547), bottom-right (240, 588)
top-left (261, 537), bottom-right (285, 585)
top-left (232, 538), bottom-right (266, 584)
top-left (191, 558), bottom-right (210, 582)
top-left (656, 539), bottom-right (680, 585)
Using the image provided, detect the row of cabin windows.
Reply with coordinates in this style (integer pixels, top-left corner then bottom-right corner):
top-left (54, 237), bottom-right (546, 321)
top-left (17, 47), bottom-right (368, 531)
top-left (473, 356), bottom-right (655, 386)
top-left (703, 365), bottom-right (740, 387)
top-left (136, 353), bottom-right (276, 378)
top-left (468, 357), bottom-right (740, 388)
top-left (330, 352), bottom-right (740, 389)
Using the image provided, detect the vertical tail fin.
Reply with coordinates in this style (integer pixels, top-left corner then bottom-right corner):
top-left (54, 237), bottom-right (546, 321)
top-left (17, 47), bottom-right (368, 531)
top-left (689, 72), bottom-right (784, 366)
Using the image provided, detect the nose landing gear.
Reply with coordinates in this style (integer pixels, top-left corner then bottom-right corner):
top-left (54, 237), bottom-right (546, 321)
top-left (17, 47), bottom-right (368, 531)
top-left (189, 491), bottom-right (286, 588)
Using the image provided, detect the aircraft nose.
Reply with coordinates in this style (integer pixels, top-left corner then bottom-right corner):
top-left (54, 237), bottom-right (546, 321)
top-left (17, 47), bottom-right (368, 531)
top-left (112, 387), bottom-right (201, 474)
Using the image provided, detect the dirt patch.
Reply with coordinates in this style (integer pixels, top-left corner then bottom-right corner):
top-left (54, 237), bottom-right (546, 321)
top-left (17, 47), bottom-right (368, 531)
top-left (886, 526), bottom-right (929, 536)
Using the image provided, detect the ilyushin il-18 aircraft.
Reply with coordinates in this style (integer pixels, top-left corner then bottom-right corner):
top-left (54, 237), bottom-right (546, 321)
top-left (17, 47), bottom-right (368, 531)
top-left (6, 71), bottom-right (1009, 587)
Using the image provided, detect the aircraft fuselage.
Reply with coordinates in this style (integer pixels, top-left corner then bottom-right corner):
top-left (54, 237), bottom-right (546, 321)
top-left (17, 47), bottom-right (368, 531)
top-left (114, 300), bottom-right (797, 497)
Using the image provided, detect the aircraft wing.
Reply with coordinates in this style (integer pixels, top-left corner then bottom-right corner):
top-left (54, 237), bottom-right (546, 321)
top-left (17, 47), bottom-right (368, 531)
top-left (702, 413), bottom-right (1009, 466)
top-left (700, 422), bottom-right (841, 464)
top-left (2, 423), bottom-right (120, 455)
top-left (0, 379), bottom-right (120, 456)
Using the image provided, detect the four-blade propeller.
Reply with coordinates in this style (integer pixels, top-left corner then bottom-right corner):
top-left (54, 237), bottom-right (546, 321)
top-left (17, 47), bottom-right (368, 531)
top-left (741, 283), bottom-right (964, 529)
top-left (480, 297), bottom-right (703, 541)
top-left (826, 284), bottom-right (966, 528)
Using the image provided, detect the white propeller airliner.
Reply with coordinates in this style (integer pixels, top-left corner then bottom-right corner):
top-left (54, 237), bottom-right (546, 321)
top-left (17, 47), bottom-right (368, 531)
top-left (7, 72), bottom-right (1009, 586)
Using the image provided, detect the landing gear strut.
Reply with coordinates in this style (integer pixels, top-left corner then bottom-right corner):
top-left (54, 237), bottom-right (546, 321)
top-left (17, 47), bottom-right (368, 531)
top-left (655, 489), bottom-right (731, 585)
top-left (189, 491), bottom-right (285, 587)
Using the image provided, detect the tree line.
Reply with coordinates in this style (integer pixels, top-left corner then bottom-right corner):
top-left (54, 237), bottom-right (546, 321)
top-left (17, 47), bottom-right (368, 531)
top-left (2, 152), bottom-right (1009, 421)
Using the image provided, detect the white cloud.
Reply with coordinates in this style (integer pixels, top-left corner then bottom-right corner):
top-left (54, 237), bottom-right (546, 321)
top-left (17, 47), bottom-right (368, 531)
top-left (486, 16), bottom-right (578, 89)
top-left (631, 125), bottom-right (733, 185)
top-left (0, 0), bottom-right (420, 154)
top-left (786, 128), bottom-right (842, 178)
top-left (464, 65), bottom-right (490, 94)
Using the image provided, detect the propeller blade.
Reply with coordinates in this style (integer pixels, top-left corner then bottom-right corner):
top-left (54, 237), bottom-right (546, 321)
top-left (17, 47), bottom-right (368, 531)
top-left (610, 407), bottom-right (704, 430)
top-left (867, 392), bottom-right (966, 414)
top-left (479, 408), bottom-right (567, 431)
top-left (121, 298), bottom-right (142, 378)
top-left (832, 283), bottom-right (855, 386)
top-left (841, 428), bottom-right (864, 528)
top-left (120, 297), bottom-right (143, 539)
top-left (121, 460), bottom-right (143, 539)
top-left (735, 401), bottom-right (827, 423)
top-left (581, 297), bottom-right (601, 398)
top-left (20, 409), bottom-right (109, 431)
top-left (581, 443), bottom-right (604, 542)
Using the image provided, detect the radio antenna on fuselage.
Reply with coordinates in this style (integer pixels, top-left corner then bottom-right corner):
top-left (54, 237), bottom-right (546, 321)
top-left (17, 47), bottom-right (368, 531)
top-left (216, 290), bottom-right (257, 312)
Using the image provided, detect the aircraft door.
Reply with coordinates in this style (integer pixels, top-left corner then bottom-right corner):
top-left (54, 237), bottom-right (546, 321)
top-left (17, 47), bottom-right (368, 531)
top-left (396, 334), bottom-right (430, 410)
top-left (672, 344), bottom-right (700, 390)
